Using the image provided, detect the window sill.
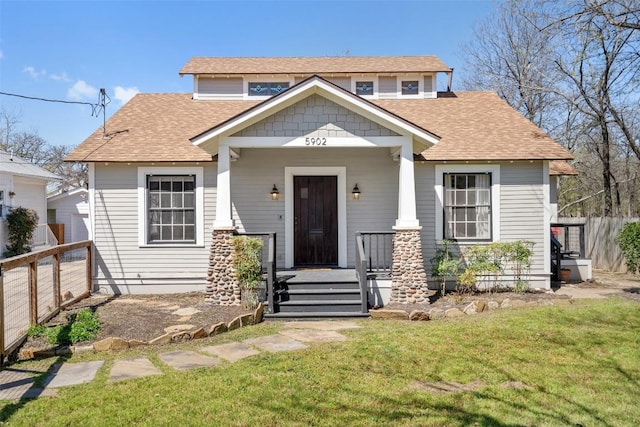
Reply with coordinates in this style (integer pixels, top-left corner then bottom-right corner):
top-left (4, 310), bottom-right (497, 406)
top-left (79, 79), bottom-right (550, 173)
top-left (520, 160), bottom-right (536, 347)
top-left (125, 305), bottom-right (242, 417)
top-left (139, 243), bottom-right (205, 249)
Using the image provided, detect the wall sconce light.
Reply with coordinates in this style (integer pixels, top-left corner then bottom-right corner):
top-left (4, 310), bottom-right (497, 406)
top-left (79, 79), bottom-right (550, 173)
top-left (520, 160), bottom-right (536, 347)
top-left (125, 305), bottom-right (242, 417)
top-left (8, 191), bottom-right (15, 199)
top-left (270, 184), bottom-right (280, 200)
top-left (352, 184), bottom-right (361, 200)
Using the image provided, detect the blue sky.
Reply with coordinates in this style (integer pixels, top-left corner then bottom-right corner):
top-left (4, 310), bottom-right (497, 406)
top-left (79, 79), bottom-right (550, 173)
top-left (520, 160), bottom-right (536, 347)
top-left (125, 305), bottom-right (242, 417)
top-left (0, 0), bottom-right (494, 150)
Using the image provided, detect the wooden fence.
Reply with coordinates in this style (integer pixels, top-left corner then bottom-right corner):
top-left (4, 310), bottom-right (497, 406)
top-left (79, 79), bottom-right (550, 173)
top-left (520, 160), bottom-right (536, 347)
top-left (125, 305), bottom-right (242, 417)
top-left (559, 217), bottom-right (639, 272)
top-left (0, 240), bottom-right (92, 360)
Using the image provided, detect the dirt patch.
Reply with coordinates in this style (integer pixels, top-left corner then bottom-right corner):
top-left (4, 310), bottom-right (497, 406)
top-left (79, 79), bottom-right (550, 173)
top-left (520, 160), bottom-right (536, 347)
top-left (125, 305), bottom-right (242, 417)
top-left (24, 293), bottom-right (250, 351)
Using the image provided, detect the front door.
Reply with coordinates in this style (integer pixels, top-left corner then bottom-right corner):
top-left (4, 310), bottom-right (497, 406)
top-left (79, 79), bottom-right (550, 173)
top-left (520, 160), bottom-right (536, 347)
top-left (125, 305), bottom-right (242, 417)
top-left (294, 176), bottom-right (338, 266)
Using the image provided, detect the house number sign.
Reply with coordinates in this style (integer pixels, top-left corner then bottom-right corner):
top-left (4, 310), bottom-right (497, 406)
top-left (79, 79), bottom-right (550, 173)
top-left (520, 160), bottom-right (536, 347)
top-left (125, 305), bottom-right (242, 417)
top-left (305, 137), bottom-right (327, 146)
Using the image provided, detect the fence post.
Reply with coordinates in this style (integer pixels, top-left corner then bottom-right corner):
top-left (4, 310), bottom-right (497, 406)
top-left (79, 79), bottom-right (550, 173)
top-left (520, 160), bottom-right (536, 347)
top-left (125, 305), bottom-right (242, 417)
top-left (86, 242), bottom-right (93, 293)
top-left (579, 224), bottom-right (586, 258)
top-left (29, 261), bottom-right (38, 325)
top-left (0, 267), bottom-right (5, 360)
top-left (54, 252), bottom-right (61, 310)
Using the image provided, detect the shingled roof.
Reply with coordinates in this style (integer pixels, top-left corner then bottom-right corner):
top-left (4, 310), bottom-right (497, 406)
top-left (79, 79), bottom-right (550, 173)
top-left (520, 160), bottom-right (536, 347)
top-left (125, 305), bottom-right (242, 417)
top-left (179, 56), bottom-right (452, 75)
top-left (67, 91), bottom-right (572, 163)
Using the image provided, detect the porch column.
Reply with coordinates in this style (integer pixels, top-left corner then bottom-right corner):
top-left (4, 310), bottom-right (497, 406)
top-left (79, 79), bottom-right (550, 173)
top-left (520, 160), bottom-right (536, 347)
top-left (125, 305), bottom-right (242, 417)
top-left (206, 145), bottom-right (239, 305)
top-left (391, 141), bottom-right (429, 304)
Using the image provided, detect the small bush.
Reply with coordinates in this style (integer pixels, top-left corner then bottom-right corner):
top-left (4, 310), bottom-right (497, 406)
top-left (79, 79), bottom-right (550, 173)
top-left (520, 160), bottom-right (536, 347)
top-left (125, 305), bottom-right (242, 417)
top-left (4, 207), bottom-right (39, 257)
top-left (615, 222), bottom-right (640, 275)
top-left (27, 308), bottom-right (101, 345)
top-left (233, 235), bottom-right (264, 309)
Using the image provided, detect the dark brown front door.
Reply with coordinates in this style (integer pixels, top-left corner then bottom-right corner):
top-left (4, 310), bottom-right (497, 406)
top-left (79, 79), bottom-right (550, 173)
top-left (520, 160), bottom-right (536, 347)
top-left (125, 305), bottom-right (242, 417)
top-left (294, 176), bottom-right (338, 266)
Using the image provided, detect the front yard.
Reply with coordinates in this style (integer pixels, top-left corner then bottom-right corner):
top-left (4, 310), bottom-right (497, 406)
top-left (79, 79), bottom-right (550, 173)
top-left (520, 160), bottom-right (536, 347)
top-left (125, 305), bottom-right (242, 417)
top-left (1, 298), bottom-right (639, 426)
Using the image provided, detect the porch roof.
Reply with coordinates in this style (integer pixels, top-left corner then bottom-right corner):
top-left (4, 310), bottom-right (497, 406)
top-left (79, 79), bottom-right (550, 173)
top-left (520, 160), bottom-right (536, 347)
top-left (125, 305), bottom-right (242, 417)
top-left (67, 91), bottom-right (573, 163)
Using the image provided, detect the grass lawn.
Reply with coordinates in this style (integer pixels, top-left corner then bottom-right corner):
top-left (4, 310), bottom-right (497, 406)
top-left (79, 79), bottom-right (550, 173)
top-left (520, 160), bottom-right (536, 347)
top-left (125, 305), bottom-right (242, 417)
top-left (1, 298), bottom-right (639, 426)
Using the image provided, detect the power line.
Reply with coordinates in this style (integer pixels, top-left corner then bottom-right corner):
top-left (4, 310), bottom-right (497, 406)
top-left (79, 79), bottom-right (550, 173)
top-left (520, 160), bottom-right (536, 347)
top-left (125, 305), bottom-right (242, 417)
top-left (0, 90), bottom-right (108, 117)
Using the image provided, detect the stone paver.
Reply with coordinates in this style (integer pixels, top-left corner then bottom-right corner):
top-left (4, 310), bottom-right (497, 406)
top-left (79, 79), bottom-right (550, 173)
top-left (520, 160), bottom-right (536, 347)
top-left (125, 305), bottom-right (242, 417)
top-left (279, 329), bottom-right (347, 343)
top-left (44, 361), bottom-right (104, 388)
top-left (172, 307), bottom-right (201, 316)
top-left (164, 324), bottom-right (195, 333)
top-left (109, 357), bottom-right (162, 382)
top-left (244, 334), bottom-right (308, 353)
top-left (159, 351), bottom-right (220, 371)
top-left (202, 342), bottom-right (260, 362)
top-left (0, 367), bottom-right (57, 400)
top-left (282, 320), bottom-right (362, 331)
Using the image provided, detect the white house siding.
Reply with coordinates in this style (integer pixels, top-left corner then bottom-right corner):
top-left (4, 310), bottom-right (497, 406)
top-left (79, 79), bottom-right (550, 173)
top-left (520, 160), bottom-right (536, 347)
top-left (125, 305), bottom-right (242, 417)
top-left (47, 191), bottom-right (89, 244)
top-left (12, 176), bottom-right (47, 226)
top-left (92, 162), bottom-right (217, 293)
top-left (197, 77), bottom-right (243, 99)
top-left (232, 94), bottom-right (399, 138)
top-left (418, 162), bottom-right (549, 288)
top-left (230, 147), bottom-right (399, 267)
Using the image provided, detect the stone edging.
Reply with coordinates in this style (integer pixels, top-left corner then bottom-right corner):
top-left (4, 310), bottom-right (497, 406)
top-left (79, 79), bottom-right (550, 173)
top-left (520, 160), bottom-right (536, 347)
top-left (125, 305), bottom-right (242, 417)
top-left (19, 304), bottom-right (264, 360)
top-left (370, 297), bottom-right (575, 320)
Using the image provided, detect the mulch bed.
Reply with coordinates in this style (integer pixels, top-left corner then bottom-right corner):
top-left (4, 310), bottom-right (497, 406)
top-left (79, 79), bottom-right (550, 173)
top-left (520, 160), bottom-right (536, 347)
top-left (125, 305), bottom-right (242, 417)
top-left (23, 293), bottom-right (250, 352)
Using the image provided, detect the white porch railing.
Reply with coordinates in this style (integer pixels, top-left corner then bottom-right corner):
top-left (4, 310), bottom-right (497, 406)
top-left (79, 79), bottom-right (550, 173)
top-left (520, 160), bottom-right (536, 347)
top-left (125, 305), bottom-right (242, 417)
top-left (30, 224), bottom-right (58, 248)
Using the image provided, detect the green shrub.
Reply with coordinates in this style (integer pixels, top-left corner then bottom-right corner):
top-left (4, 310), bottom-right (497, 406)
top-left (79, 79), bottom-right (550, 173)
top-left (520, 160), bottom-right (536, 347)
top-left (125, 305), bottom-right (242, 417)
top-left (430, 240), bottom-right (462, 296)
top-left (27, 308), bottom-right (101, 345)
top-left (69, 309), bottom-right (101, 343)
top-left (4, 207), bottom-right (39, 257)
top-left (233, 236), bottom-right (264, 309)
top-left (615, 222), bottom-right (640, 275)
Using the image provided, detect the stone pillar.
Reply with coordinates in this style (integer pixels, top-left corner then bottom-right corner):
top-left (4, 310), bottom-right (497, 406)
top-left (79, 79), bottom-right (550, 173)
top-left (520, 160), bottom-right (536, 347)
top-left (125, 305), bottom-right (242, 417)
top-left (390, 227), bottom-right (430, 304)
top-left (205, 229), bottom-right (240, 305)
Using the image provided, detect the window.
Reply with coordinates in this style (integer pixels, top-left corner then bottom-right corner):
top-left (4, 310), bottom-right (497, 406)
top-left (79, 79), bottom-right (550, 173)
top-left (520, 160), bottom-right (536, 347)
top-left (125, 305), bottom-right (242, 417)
top-left (355, 81), bottom-right (374, 96)
top-left (444, 173), bottom-right (491, 240)
top-left (401, 80), bottom-right (419, 96)
top-left (248, 82), bottom-right (290, 96)
top-left (147, 176), bottom-right (196, 243)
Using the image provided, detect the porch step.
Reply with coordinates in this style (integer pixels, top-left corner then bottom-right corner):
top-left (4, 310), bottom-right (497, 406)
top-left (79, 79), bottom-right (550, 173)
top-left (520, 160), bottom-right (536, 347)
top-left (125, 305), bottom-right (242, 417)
top-left (280, 288), bottom-right (361, 302)
top-left (276, 299), bottom-right (363, 313)
top-left (282, 280), bottom-right (360, 290)
top-left (265, 311), bottom-right (370, 319)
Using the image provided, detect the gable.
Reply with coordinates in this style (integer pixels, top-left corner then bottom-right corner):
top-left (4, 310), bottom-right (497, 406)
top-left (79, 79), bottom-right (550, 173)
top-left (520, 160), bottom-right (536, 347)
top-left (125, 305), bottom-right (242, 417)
top-left (231, 94), bottom-right (399, 138)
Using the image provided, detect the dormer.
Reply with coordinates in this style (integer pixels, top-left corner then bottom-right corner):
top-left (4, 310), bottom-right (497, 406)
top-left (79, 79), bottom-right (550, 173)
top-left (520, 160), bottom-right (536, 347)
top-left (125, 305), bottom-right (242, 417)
top-left (179, 56), bottom-right (453, 101)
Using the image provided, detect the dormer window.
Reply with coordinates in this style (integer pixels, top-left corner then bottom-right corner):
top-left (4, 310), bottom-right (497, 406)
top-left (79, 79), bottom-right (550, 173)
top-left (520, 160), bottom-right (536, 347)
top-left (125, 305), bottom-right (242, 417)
top-left (248, 82), bottom-right (290, 97)
top-left (355, 81), bottom-right (374, 96)
top-left (401, 80), bottom-right (419, 96)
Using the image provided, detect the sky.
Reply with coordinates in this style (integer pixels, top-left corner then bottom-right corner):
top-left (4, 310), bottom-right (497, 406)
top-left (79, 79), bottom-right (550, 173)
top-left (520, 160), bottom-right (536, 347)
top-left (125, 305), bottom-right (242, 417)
top-left (0, 0), bottom-right (495, 150)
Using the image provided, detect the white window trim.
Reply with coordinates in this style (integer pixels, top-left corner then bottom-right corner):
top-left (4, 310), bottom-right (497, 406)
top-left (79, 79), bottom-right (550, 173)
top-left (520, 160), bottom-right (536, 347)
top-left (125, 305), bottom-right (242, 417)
top-left (396, 75), bottom-right (424, 99)
top-left (137, 166), bottom-right (204, 247)
top-left (351, 76), bottom-right (379, 99)
top-left (284, 166), bottom-right (347, 269)
top-left (435, 164), bottom-right (500, 242)
top-left (243, 77), bottom-right (295, 100)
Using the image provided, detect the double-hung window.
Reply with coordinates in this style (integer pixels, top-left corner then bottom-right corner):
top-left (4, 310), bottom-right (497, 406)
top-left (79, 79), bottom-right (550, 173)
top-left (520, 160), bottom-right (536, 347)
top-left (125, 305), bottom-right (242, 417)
top-left (443, 173), bottom-right (492, 240)
top-left (147, 176), bottom-right (195, 243)
top-left (138, 166), bottom-right (203, 247)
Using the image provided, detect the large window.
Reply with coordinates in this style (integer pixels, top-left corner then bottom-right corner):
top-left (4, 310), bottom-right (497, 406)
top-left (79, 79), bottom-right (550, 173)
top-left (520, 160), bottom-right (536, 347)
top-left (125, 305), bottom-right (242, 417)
top-left (444, 173), bottom-right (491, 240)
top-left (147, 175), bottom-right (196, 243)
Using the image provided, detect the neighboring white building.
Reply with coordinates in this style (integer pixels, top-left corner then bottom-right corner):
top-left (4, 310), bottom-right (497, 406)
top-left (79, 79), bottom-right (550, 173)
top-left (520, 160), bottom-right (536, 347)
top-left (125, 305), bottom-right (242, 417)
top-left (0, 150), bottom-right (61, 257)
top-left (67, 55), bottom-right (575, 310)
top-left (47, 187), bottom-right (90, 244)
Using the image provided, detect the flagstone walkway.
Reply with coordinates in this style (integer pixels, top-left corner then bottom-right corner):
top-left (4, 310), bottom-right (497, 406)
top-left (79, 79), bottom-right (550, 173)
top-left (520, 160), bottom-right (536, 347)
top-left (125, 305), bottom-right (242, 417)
top-left (0, 321), bottom-right (361, 401)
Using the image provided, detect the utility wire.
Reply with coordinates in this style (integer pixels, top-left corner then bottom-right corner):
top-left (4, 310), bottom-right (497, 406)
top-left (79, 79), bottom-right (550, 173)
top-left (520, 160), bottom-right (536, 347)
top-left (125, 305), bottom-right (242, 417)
top-left (0, 90), bottom-right (104, 117)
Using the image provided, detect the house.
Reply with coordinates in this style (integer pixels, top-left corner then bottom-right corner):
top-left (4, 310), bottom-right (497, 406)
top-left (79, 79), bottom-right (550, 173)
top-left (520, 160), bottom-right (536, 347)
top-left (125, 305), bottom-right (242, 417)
top-left (67, 55), bottom-right (574, 311)
top-left (0, 150), bottom-right (61, 257)
top-left (47, 187), bottom-right (90, 244)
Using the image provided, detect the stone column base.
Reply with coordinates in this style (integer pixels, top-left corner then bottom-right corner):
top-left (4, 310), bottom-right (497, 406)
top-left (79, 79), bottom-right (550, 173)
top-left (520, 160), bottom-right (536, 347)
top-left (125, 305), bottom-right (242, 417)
top-left (205, 229), bottom-right (240, 305)
top-left (390, 227), bottom-right (430, 304)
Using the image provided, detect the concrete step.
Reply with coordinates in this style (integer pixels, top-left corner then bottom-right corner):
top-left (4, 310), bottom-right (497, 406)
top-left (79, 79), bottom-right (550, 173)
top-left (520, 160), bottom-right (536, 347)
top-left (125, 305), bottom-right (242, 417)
top-left (281, 281), bottom-right (360, 290)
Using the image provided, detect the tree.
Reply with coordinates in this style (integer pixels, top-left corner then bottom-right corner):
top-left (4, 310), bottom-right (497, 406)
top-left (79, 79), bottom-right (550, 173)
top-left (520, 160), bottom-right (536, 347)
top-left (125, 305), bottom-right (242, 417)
top-left (461, 0), bottom-right (640, 217)
top-left (0, 107), bottom-right (87, 191)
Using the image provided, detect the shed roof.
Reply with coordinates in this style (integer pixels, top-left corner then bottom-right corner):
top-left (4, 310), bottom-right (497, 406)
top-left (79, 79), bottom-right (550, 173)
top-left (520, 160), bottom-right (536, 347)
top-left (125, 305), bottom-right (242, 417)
top-left (179, 55), bottom-right (452, 75)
